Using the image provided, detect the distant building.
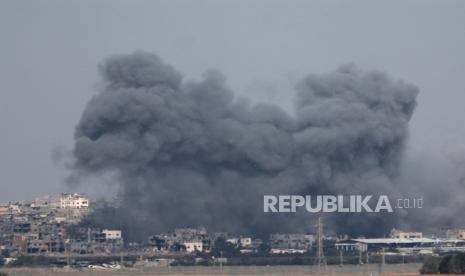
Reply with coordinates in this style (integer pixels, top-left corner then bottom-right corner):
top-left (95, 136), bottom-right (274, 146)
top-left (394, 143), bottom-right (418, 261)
top-left (270, 248), bottom-right (306, 254)
top-left (335, 241), bottom-right (368, 252)
top-left (102, 229), bottom-right (122, 240)
top-left (211, 232), bottom-right (231, 240)
top-left (59, 193), bottom-right (89, 209)
top-left (446, 229), bottom-right (465, 240)
top-left (148, 227), bottom-right (211, 252)
top-left (227, 237), bottom-right (252, 247)
top-left (0, 206), bottom-right (9, 215)
top-left (184, 241), bottom-right (203, 252)
top-left (347, 238), bottom-right (435, 252)
top-left (390, 229), bottom-right (423, 239)
top-left (0, 193), bottom-right (126, 256)
top-left (174, 227), bottom-right (207, 238)
top-left (239, 237), bottom-right (252, 247)
top-left (269, 233), bottom-right (313, 251)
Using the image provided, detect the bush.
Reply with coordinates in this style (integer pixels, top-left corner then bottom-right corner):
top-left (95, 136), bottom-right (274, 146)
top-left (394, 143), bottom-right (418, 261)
top-left (420, 256), bottom-right (441, 274)
top-left (291, 256), bottom-right (304, 265)
top-left (8, 256), bottom-right (57, 267)
top-left (422, 253), bottom-right (465, 274)
top-left (441, 253), bottom-right (465, 274)
top-left (211, 237), bottom-right (240, 258)
top-left (170, 256), bottom-right (196, 266)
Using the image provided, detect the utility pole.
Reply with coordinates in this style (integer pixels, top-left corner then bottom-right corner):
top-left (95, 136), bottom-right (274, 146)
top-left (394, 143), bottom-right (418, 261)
top-left (382, 248), bottom-right (385, 265)
top-left (381, 248), bottom-right (385, 274)
top-left (65, 241), bottom-right (70, 267)
top-left (358, 246), bottom-right (362, 265)
top-left (339, 249), bottom-right (343, 267)
top-left (220, 251), bottom-right (223, 271)
top-left (315, 217), bottom-right (326, 270)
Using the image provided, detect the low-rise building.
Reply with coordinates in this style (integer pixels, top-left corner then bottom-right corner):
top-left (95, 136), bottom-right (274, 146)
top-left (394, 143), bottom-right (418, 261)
top-left (226, 237), bottom-right (252, 247)
top-left (446, 229), bottom-right (465, 240)
top-left (270, 248), bottom-right (306, 254)
top-left (59, 193), bottom-right (89, 209)
top-left (390, 229), bottom-right (423, 239)
top-left (103, 229), bottom-right (122, 240)
top-left (174, 227), bottom-right (207, 239)
top-left (184, 241), bottom-right (203, 252)
top-left (269, 233), bottom-right (313, 251)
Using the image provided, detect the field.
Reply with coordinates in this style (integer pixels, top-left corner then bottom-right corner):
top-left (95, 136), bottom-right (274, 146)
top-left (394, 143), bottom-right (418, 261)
top-left (0, 263), bottom-right (430, 276)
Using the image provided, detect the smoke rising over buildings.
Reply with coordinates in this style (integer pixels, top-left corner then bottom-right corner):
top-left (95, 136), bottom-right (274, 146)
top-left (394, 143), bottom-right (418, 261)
top-left (70, 51), bottom-right (418, 241)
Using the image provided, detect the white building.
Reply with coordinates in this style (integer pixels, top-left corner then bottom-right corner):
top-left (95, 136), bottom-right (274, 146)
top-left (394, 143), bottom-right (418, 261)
top-left (227, 237), bottom-right (253, 247)
top-left (102, 229), bottom-right (122, 240)
top-left (390, 229), bottom-right (423, 239)
top-left (239, 237), bottom-right (252, 247)
top-left (59, 193), bottom-right (89, 209)
top-left (184, 241), bottom-right (203, 252)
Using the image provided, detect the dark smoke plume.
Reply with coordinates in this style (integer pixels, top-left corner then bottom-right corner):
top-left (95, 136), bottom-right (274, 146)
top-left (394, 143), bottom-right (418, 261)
top-left (71, 51), bottom-right (418, 241)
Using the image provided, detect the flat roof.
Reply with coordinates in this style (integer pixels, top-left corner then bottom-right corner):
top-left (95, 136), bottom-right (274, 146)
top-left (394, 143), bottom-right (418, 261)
top-left (352, 238), bottom-right (439, 244)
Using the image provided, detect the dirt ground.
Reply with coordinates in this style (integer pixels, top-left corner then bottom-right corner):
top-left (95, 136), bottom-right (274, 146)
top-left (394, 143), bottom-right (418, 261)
top-left (0, 263), bottom-right (433, 276)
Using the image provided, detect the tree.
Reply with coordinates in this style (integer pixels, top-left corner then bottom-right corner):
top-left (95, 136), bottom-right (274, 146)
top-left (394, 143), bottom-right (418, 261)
top-left (420, 256), bottom-right (440, 274)
top-left (211, 237), bottom-right (240, 257)
top-left (442, 253), bottom-right (465, 274)
top-left (257, 243), bottom-right (271, 255)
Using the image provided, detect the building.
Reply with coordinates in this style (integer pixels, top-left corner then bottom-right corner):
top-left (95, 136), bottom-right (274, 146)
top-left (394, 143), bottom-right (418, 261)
top-left (270, 248), bottom-right (306, 254)
top-left (102, 229), bottom-right (122, 240)
top-left (174, 227), bottom-right (207, 239)
top-left (446, 229), bottom-right (465, 240)
top-left (335, 241), bottom-right (368, 252)
top-left (0, 206), bottom-right (9, 215)
top-left (59, 193), bottom-right (89, 209)
top-left (0, 193), bottom-right (124, 256)
top-left (148, 227), bottom-right (211, 252)
top-left (390, 229), bottom-right (423, 239)
top-left (184, 241), bottom-right (203, 252)
top-left (239, 237), bottom-right (252, 247)
top-left (269, 233), bottom-right (313, 251)
top-left (226, 237), bottom-right (252, 247)
top-left (347, 238), bottom-right (437, 253)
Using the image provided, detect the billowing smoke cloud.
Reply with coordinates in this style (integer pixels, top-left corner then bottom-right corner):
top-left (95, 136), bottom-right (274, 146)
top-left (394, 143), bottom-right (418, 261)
top-left (71, 51), bottom-right (418, 241)
top-left (397, 138), bottom-right (465, 234)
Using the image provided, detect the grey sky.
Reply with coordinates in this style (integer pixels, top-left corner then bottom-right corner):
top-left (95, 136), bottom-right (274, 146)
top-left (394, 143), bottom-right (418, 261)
top-left (0, 0), bottom-right (464, 201)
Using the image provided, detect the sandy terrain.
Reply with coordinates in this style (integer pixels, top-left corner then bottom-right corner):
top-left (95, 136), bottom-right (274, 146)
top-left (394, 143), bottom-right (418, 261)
top-left (0, 263), bottom-right (430, 276)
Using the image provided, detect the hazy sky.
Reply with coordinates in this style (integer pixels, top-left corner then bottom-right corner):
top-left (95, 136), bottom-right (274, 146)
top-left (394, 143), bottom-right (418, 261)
top-left (0, 0), bottom-right (464, 201)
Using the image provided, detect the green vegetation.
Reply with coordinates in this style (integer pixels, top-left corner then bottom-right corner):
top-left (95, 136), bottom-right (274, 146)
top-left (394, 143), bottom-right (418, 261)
top-left (256, 243), bottom-right (271, 256)
top-left (419, 256), bottom-right (441, 274)
top-left (211, 237), bottom-right (241, 258)
top-left (8, 256), bottom-right (58, 267)
top-left (440, 253), bottom-right (465, 274)
top-left (170, 256), bottom-right (196, 266)
top-left (420, 253), bottom-right (465, 274)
